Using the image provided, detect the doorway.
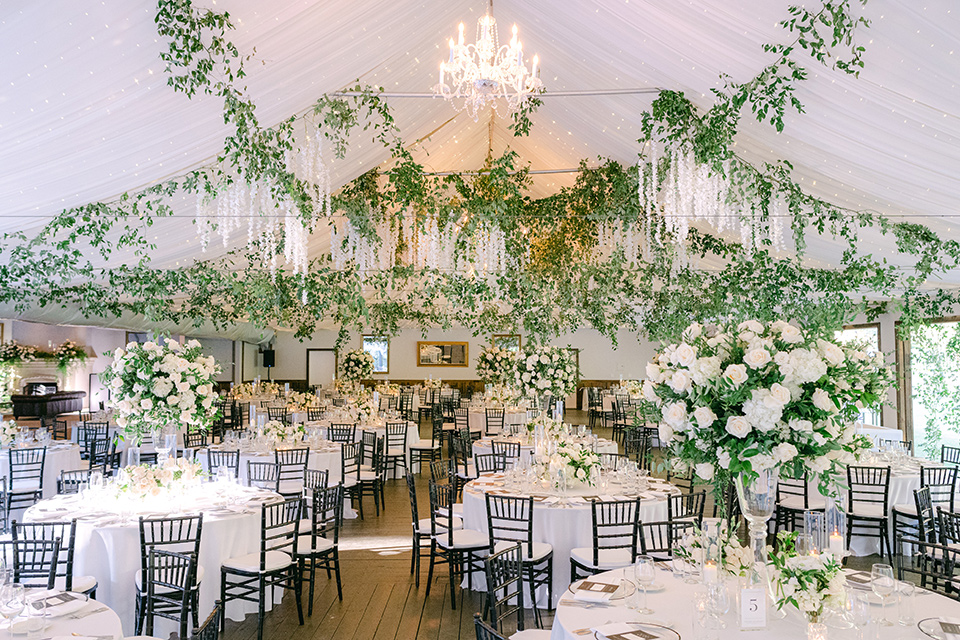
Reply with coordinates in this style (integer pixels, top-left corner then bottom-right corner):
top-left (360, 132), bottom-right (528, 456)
top-left (306, 349), bottom-right (337, 388)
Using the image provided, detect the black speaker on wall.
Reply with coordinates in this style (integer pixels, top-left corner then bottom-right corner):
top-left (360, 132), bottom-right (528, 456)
top-left (262, 350), bottom-right (275, 368)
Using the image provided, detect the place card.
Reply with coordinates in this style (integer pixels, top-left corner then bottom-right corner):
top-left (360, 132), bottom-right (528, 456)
top-left (592, 623), bottom-right (660, 640)
top-left (942, 620), bottom-right (960, 636)
top-left (845, 571), bottom-right (872, 587)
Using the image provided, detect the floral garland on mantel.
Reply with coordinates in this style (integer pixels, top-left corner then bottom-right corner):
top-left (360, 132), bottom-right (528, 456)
top-left (0, 0), bottom-right (956, 346)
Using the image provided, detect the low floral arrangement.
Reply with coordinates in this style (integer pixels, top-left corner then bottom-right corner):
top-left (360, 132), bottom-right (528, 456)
top-left (487, 383), bottom-right (521, 407)
top-left (102, 339), bottom-right (221, 443)
top-left (674, 520), bottom-right (754, 578)
top-left (641, 320), bottom-right (894, 490)
top-left (514, 345), bottom-right (579, 399)
top-left (375, 383), bottom-right (400, 396)
top-left (623, 379), bottom-right (643, 397)
top-left (476, 345), bottom-right (518, 386)
top-left (119, 457), bottom-right (205, 497)
top-left (536, 438), bottom-right (600, 485)
top-left (0, 420), bottom-right (19, 446)
top-left (423, 378), bottom-right (442, 390)
top-left (229, 381), bottom-right (282, 400)
top-left (285, 391), bottom-right (319, 412)
top-left (262, 419), bottom-right (305, 443)
top-left (526, 413), bottom-right (565, 437)
top-left (0, 341), bottom-right (37, 365)
top-left (767, 531), bottom-right (845, 623)
top-left (351, 390), bottom-right (379, 423)
top-left (52, 340), bottom-right (88, 372)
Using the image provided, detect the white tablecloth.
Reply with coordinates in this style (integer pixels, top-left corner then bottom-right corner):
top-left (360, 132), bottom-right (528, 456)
top-left (201, 443), bottom-right (343, 485)
top-left (2, 443), bottom-right (83, 500)
top-left (467, 409), bottom-right (528, 434)
top-left (24, 484), bottom-right (284, 636)
top-left (858, 425), bottom-right (906, 450)
top-left (472, 437), bottom-right (619, 464)
top-left (550, 565), bottom-right (960, 640)
top-left (1, 595), bottom-right (125, 639)
top-left (462, 475), bottom-right (679, 607)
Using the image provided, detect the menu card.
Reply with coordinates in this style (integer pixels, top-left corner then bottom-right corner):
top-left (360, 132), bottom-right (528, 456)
top-left (573, 579), bottom-right (619, 602)
top-left (592, 623), bottom-right (660, 640)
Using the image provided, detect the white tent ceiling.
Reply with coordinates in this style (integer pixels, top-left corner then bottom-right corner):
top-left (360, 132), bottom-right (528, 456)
top-left (2, 0), bottom-right (959, 327)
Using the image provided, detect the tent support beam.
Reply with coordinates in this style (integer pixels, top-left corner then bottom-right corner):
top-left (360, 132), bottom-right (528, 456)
top-left (332, 88), bottom-right (664, 99)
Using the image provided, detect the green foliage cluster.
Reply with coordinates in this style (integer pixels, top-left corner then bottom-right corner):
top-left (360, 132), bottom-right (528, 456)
top-left (0, 0), bottom-right (955, 349)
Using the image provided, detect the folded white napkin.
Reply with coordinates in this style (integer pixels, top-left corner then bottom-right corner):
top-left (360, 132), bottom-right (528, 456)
top-left (573, 579), bottom-right (619, 602)
top-left (29, 590), bottom-right (88, 616)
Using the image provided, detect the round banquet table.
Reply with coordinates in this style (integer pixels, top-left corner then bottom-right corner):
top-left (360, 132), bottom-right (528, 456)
top-left (2, 443), bottom-right (83, 499)
top-left (24, 483), bottom-right (284, 636)
top-left (467, 408), bottom-right (528, 434)
top-left (462, 473), bottom-right (680, 607)
top-left (472, 436), bottom-right (619, 464)
top-left (304, 420), bottom-right (419, 479)
top-left (0, 594), bottom-right (125, 639)
top-left (550, 565), bottom-right (960, 640)
top-left (201, 442), bottom-right (343, 485)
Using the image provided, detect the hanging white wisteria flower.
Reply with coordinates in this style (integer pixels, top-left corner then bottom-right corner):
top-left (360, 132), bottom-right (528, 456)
top-left (340, 349), bottom-right (374, 382)
top-left (513, 345), bottom-right (580, 399)
top-left (640, 320), bottom-right (895, 491)
top-left (475, 345), bottom-right (519, 386)
top-left (101, 339), bottom-right (221, 444)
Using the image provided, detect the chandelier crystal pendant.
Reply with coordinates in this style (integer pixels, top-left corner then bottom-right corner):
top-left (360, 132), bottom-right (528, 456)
top-left (434, 11), bottom-right (542, 120)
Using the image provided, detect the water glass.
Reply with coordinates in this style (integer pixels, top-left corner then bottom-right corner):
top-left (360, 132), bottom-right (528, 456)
top-left (897, 581), bottom-right (915, 626)
top-left (24, 595), bottom-right (44, 638)
top-left (691, 589), bottom-right (717, 640)
top-left (870, 563), bottom-right (895, 626)
top-left (0, 583), bottom-right (25, 632)
top-left (634, 555), bottom-right (656, 615)
top-left (89, 470), bottom-right (104, 491)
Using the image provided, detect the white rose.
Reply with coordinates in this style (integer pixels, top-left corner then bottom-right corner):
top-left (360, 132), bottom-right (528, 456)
top-left (717, 448), bottom-right (732, 469)
top-left (663, 402), bottom-right (688, 427)
top-left (642, 380), bottom-right (658, 402)
top-left (668, 370), bottom-right (692, 394)
top-left (166, 395), bottom-right (180, 406)
top-left (672, 343), bottom-right (697, 368)
top-left (768, 383), bottom-right (791, 406)
top-left (140, 398), bottom-right (154, 410)
top-left (695, 462), bottom-right (715, 481)
top-left (658, 423), bottom-right (675, 443)
top-left (682, 323), bottom-right (702, 341)
top-left (812, 388), bottom-right (836, 413)
top-left (817, 339), bottom-right (846, 367)
top-left (693, 406), bottom-right (717, 428)
top-left (725, 415), bottom-right (751, 438)
top-left (110, 378), bottom-right (123, 389)
top-left (723, 364), bottom-right (749, 387)
top-left (773, 442), bottom-right (799, 464)
top-left (780, 324), bottom-right (803, 344)
top-left (743, 348), bottom-right (772, 370)
top-left (738, 320), bottom-right (765, 334)
top-left (646, 362), bottom-right (663, 383)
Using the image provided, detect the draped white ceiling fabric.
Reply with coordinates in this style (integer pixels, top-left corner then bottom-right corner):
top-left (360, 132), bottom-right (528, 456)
top-left (2, 0), bottom-right (959, 328)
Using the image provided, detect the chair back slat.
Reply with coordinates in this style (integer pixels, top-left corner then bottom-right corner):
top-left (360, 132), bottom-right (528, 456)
top-left (485, 494), bottom-right (535, 558)
top-left (922, 466), bottom-right (958, 512)
top-left (483, 543), bottom-right (524, 634)
top-left (207, 449), bottom-right (240, 478)
top-left (591, 498), bottom-right (641, 568)
top-left (846, 465), bottom-right (891, 512)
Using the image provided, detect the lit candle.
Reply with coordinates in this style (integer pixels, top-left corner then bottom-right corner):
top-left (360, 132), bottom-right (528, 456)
top-left (703, 560), bottom-right (718, 584)
top-left (531, 55), bottom-right (539, 77)
top-left (448, 38), bottom-right (455, 63)
top-left (829, 532), bottom-right (844, 555)
top-left (458, 22), bottom-right (464, 46)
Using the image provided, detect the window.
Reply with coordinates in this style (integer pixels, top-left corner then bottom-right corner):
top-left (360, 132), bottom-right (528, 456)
top-left (834, 324), bottom-right (882, 426)
top-left (362, 335), bottom-right (389, 374)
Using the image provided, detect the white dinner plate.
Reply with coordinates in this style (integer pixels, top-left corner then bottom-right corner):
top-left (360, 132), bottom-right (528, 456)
top-left (567, 578), bottom-right (636, 601)
top-left (593, 621), bottom-right (681, 640)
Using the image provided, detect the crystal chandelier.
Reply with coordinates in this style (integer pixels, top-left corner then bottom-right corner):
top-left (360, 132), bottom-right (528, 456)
top-left (434, 11), bottom-right (542, 120)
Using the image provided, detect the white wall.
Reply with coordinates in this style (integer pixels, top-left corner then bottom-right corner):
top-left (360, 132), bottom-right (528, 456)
top-left (270, 327), bottom-right (658, 382)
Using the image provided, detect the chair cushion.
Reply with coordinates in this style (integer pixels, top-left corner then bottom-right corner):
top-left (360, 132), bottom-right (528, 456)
top-left (359, 470), bottom-right (380, 482)
top-left (570, 547), bottom-right (633, 570)
top-left (494, 540), bottom-right (552, 562)
top-left (222, 550), bottom-right (293, 573)
top-left (435, 528), bottom-right (489, 550)
top-left (893, 504), bottom-right (918, 516)
top-left (343, 476), bottom-right (358, 488)
top-left (296, 535), bottom-right (335, 554)
top-left (55, 574), bottom-right (97, 593)
top-left (135, 565), bottom-right (205, 590)
top-left (277, 480), bottom-right (303, 495)
top-left (778, 496), bottom-right (827, 511)
top-left (410, 441), bottom-right (440, 450)
top-left (387, 448), bottom-right (405, 457)
top-left (416, 516), bottom-right (463, 533)
top-left (849, 504), bottom-right (886, 518)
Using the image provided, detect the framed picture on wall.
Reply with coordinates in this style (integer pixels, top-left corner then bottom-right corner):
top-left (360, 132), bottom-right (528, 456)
top-left (491, 334), bottom-right (521, 352)
top-left (362, 335), bottom-right (390, 374)
top-left (417, 341), bottom-right (469, 367)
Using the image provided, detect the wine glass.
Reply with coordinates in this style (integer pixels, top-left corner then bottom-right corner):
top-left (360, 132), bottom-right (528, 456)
top-left (634, 555), bottom-right (656, 615)
top-left (870, 563), bottom-right (895, 626)
top-left (0, 583), bottom-right (24, 637)
top-left (708, 582), bottom-right (730, 628)
top-left (850, 590), bottom-right (871, 640)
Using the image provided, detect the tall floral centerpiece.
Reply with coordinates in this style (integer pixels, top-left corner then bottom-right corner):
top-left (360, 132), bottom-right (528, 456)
top-left (476, 345), bottom-right (518, 386)
top-left (340, 349), bottom-right (373, 383)
top-left (101, 339), bottom-right (221, 445)
top-left (513, 345), bottom-right (579, 413)
top-left (641, 320), bottom-right (894, 596)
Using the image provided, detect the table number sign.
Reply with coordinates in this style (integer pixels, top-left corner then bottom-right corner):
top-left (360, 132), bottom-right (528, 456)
top-left (739, 587), bottom-right (767, 629)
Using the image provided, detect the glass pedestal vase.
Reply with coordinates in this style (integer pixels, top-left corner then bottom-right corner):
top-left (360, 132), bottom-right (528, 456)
top-left (734, 469), bottom-right (779, 630)
top-left (127, 445), bottom-right (141, 467)
top-left (805, 613), bottom-right (827, 640)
